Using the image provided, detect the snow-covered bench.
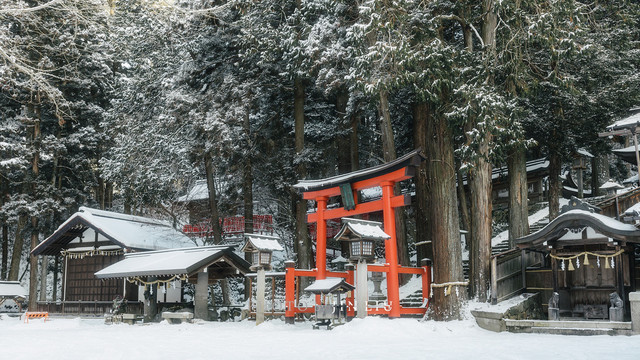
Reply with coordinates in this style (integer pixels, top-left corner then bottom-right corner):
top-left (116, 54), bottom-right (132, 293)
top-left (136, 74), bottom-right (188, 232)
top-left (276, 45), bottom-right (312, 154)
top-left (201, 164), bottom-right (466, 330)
top-left (162, 311), bottom-right (193, 324)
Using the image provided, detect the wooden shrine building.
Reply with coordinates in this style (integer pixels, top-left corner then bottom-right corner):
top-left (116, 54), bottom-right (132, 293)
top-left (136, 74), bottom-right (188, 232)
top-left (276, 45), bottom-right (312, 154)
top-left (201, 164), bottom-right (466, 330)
top-left (516, 198), bottom-right (640, 319)
top-left (31, 207), bottom-right (195, 313)
top-left (95, 245), bottom-right (251, 320)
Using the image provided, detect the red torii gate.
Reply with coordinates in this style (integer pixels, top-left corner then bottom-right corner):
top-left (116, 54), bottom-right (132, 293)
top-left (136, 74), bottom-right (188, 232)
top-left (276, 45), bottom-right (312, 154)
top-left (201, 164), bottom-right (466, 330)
top-left (288, 150), bottom-right (427, 319)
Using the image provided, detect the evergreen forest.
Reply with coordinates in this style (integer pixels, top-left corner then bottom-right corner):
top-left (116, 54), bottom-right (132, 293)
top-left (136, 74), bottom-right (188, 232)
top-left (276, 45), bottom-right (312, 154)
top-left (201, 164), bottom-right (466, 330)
top-left (1, 0), bottom-right (639, 319)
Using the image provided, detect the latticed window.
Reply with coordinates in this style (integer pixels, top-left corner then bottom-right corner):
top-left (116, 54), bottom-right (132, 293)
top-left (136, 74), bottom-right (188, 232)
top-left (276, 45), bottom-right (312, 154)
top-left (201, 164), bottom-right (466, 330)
top-left (351, 242), bottom-right (360, 257)
top-left (259, 251), bottom-right (271, 264)
top-left (362, 241), bottom-right (373, 256)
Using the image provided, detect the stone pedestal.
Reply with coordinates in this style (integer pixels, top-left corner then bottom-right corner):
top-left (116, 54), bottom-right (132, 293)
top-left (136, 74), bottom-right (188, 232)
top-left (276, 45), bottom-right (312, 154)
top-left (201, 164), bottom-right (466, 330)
top-left (548, 307), bottom-right (559, 321)
top-left (609, 306), bottom-right (624, 322)
top-left (629, 292), bottom-right (640, 333)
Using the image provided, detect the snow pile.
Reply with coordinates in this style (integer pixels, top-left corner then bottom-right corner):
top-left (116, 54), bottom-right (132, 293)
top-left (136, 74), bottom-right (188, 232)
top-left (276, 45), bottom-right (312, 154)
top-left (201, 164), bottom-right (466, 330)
top-left (1, 315), bottom-right (639, 359)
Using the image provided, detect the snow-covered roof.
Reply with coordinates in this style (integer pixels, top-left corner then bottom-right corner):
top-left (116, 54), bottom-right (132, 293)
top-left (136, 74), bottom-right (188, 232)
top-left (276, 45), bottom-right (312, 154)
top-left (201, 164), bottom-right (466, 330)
top-left (516, 207), bottom-right (640, 249)
top-left (463, 158), bottom-right (549, 186)
top-left (293, 150), bottom-right (424, 192)
top-left (333, 218), bottom-right (390, 241)
top-left (95, 245), bottom-right (250, 278)
top-left (0, 281), bottom-right (27, 298)
top-left (623, 174), bottom-right (638, 184)
top-left (600, 180), bottom-right (623, 190)
top-left (576, 148), bottom-right (594, 158)
top-left (32, 207), bottom-right (195, 256)
top-left (606, 109), bottom-right (640, 132)
top-left (176, 179), bottom-right (209, 203)
top-left (331, 255), bottom-right (348, 264)
top-left (241, 234), bottom-right (284, 252)
top-left (304, 278), bottom-right (355, 294)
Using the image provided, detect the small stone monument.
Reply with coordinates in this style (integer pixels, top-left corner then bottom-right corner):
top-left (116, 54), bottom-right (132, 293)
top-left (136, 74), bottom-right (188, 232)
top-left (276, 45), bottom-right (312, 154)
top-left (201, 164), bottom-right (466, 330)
top-left (609, 292), bottom-right (624, 322)
top-left (548, 292), bottom-right (560, 320)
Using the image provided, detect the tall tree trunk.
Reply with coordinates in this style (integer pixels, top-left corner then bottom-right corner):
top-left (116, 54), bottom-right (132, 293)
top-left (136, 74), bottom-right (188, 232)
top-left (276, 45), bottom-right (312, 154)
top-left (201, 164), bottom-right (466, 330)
top-left (508, 147), bottom-right (529, 246)
top-left (52, 255), bottom-right (59, 301)
top-left (413, 101), bottom-right (431, 263)
top-left (468, 142), bottom-right (493, 302)
top-left (8, 215), bottom-right (26, 281)
top-left (243, 98), bottom-right (254, 236)
top-left (294, 77), bottom-right (312, 271)
top-left (39, 255), bottom-right (47, 301)
top-left (1, 191), bottom-right (7, 280)
top-left (29, 217), bottom-right (39, 311)
top-left (379, 90), bottom-right (410, 279)
top-left (28, 100), bottom-right (41, 310)
top-left (105, 182), bottom-right (113, 209)
top-left (335, 88), bottom-right (351, 175)
top-left (456, 159), bottom-right (471, 235)
top-left (204, 154), bottom-right (223, 244)
top-left (350, 110), bottom-right (360, 172)
top-left (548, 151), bottom-right (562, 220)
top-left (242, 94), bottom-right (254, 300)
top-left (426, 111), bottom-right (466, 320)
top-left (467, 0), bottom-right (496, 302)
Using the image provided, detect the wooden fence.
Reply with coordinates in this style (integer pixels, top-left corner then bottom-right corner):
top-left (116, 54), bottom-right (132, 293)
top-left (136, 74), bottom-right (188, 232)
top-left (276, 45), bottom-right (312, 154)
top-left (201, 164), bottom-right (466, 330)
top-left (36, 301), bottom-right (144, 316)
top-left (490, 249), bottom-right (543, 304)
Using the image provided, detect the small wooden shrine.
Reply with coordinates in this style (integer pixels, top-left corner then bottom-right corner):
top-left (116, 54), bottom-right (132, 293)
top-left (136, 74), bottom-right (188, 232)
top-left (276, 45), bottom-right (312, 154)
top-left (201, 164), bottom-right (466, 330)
top-left (31, 207), bottom-right (194, 309)
top-left (517, 197), bottom-right (640, 319)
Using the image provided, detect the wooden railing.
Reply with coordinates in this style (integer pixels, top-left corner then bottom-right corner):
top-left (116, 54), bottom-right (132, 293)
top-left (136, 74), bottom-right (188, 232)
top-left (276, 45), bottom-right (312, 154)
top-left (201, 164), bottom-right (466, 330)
top-left (490, 249), bottom-right (543, 304)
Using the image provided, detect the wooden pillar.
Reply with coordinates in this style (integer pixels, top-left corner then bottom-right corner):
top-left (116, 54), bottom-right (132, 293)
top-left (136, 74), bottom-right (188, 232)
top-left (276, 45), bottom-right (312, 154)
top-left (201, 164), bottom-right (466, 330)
top-left (381, 181), bottom-right (400, 318)
top-left (316, 197), bottom-right (328, 280)
top-left (256, 267), bottom-right (266, 325)
top-left (490, 256), bottom-right (498, 305)
top-left (194, 271), bottom-right (209, 320)
top-left (616, 248), bottom-right (625, 303)
top-left (284, 261), bottom-right (295, 324)
top-left (346, 263), bottom-right (355, 318)
top-left (143, 277), bottom-right (158, 322)
top-left (551, 250), bottom-right (558, 293)
top-left (421, 258), bottom-right (432, 304)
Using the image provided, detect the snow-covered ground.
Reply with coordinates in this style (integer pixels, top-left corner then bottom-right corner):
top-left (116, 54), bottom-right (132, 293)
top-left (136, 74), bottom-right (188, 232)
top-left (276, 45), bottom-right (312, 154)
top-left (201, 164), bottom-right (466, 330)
top-left (2, 309), bottom-right (639, 360)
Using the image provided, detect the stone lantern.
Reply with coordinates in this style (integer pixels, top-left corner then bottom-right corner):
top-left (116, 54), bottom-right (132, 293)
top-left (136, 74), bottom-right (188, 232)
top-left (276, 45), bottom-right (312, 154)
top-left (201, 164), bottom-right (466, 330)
top-left (334, 218), bottom-right (390, 318)
top-left (241, 234), bottom-right (283, 325)
top-left (241, 234), bottom-right (283, 271)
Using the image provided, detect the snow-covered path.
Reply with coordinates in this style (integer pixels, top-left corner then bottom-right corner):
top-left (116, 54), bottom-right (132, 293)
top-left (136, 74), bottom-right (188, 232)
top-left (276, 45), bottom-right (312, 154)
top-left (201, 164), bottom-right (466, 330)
top-left (1, 315), bottom-right (639, 360)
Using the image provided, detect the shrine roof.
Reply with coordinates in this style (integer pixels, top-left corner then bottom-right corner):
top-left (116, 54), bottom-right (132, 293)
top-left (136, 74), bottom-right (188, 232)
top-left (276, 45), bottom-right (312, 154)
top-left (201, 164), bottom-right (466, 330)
top-left (241, 234), bottom-right (284, 252)
top-left (95, 245), bottom-right (250, 279)
top-left (176, 179), bottom-right (208, 202)
top-left (304, 278), bottom-right (355, 294)
top-left (334, 218), bottom-right (390, 241)
top-left (0, 281), bottom-right (27, 298)
top-left (516, 199), bottom-right (640, 249)
top-left (606, 109), bottom-right (640, 132)
top-left (32, 207), bottom-right (194, 256)
top-left (293, 149), bottom-right (424, 192)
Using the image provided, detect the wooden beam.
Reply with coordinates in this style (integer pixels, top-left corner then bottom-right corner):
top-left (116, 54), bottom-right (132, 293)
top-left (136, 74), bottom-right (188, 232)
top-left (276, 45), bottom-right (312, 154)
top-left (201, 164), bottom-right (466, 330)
top-left (306, 194), bottom-right (410, 223)
top-left (302, 168), bottom-right (413, 200)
